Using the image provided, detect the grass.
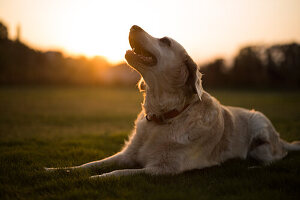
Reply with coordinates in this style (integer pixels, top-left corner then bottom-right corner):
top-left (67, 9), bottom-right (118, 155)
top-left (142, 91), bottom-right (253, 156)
top-left (0, 86), bottom-right (300, 200)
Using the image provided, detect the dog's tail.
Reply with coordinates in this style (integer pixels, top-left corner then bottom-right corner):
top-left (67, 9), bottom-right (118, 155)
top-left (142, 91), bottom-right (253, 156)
top-left (281, 139), bottom-right (300, 151)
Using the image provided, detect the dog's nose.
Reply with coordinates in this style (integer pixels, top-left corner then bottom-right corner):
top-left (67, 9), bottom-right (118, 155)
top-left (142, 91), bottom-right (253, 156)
top-left (131, 25), bottom-right (143, 32)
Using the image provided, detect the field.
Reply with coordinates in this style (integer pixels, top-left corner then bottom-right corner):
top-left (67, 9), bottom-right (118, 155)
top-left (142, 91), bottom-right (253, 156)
top-left (0, 86), bottom-right (300, 200)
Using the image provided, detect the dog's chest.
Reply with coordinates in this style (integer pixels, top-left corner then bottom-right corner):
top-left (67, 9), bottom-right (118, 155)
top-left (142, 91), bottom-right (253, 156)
top-left (133, 118), bottom-right (196, 167)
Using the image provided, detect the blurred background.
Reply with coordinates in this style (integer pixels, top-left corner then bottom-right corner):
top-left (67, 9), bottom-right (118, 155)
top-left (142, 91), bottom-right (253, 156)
top-left (0, 0), bottom-right (299, 88)
top-left (1, 1), bottom-right (300, 198)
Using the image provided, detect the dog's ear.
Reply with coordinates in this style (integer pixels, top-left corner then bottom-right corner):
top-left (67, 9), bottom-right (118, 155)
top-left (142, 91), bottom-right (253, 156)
top-left (185, 54), bottom-right (203, 100)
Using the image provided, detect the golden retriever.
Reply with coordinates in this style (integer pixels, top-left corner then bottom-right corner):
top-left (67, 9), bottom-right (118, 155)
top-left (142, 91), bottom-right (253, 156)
top-left (46, 25), bottom-right (300, 178)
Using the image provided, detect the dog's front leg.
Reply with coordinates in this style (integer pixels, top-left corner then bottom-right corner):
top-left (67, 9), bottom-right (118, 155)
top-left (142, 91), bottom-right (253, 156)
top-left (89, 167), bottom-right (167, 178)
top-left (90, 168), bottom-right (146, 178)
top-left (45, 152), bottom-right (133, 172)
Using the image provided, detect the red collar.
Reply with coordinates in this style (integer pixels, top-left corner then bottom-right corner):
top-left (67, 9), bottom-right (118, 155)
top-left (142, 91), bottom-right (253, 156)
top-left (145, 104), bottom-right (190, 125)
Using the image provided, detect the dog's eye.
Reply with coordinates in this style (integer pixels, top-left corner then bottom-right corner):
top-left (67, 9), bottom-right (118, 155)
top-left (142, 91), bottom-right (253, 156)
top-left (159, 37), bottom-right (171, 47)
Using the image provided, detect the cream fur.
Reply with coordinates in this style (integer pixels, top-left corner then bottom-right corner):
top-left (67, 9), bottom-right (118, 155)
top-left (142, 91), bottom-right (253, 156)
top-left (45, 26), bottom-right (300, 178)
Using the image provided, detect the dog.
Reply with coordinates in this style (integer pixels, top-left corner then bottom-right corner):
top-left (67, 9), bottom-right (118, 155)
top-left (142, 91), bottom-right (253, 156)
top-left (46, 25), bottom-right (300, 178)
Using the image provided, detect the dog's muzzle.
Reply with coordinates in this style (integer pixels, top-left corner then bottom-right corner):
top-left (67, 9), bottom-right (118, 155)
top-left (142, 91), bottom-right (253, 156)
top-left (125, 25), bottom-right (157, 67)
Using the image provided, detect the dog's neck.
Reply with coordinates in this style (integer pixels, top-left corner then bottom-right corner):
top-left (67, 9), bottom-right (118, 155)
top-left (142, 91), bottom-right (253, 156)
top-left (142, 87), bottom-right (195, 117)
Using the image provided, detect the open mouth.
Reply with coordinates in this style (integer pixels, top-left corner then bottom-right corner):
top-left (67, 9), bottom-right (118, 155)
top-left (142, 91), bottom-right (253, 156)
top-left (125, 35), bottom-right (157, 66)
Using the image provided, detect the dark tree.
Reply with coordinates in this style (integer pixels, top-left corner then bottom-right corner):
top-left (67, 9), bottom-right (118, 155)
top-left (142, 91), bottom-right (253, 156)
top-left (266, 43), bottom-right (300, 87)
top-left (230, 46), bottom-right (269, 87)
top-left (200, 58), bottom-right (229, 88)
top-left (0, 22), bottom-right (8, 40)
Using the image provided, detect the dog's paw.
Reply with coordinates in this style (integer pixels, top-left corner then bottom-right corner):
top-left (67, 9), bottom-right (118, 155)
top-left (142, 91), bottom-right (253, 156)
top-left (89, 172), bottom-right (114, 179)
top-left (44, 167), bottom-right (55, 171)
top-left (90, 175), bottom-right (100, 179)
top-left (44, 167), bottom-right (71, 173)
top-left (89, 174), bottom-right (105, 179)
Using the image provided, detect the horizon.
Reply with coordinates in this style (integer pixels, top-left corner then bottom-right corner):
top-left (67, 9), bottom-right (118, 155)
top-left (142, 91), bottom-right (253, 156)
top-left (0, 0), bottom-right (300, 64)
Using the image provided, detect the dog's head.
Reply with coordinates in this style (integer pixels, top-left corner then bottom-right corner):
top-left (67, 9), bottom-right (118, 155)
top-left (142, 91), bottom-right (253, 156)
top-left (125, 25), bottom-right (203, 99)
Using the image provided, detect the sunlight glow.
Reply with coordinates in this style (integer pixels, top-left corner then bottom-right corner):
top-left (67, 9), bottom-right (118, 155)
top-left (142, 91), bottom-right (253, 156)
top-left (57, 1), bottom-right (132, 62)
top-left (0, 0), bottom-right (300, 63)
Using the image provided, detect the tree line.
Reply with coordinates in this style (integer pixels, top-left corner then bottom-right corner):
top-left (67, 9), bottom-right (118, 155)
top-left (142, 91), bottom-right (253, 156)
top-left (1, 21), bottom-right (299, 88)
top-left (200, 43), bottom-right (300, 89)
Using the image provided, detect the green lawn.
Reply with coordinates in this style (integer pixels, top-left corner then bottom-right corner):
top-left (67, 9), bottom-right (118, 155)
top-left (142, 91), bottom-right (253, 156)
top-left (0, 86), bottom-right (300, 200)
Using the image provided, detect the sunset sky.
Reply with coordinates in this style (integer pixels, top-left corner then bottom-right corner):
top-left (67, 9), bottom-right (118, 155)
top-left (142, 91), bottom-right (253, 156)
top-left (0, 0), bottom-right (300, 64)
